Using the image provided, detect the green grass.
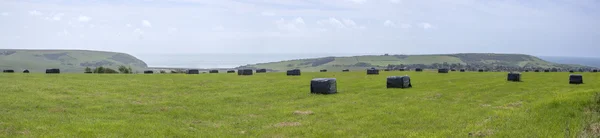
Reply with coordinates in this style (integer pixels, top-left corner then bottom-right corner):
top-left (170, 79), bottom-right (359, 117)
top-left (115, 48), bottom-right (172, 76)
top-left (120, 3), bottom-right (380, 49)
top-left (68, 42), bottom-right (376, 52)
top-left (0, 72), bottom-right (599, 137)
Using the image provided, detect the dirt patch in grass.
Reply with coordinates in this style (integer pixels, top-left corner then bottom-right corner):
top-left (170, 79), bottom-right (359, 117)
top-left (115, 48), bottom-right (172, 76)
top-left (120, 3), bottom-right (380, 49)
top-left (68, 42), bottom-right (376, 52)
top-left (469, 129), bottom-right (494, 137)
top-left (274, 122), bottom-right (301, 127)
top-left (494, 101), bottom-right (523, 109)
top-left (48, 107), bottom-right (66, 113)
top-left (293, 110), bottom-right (314, 115)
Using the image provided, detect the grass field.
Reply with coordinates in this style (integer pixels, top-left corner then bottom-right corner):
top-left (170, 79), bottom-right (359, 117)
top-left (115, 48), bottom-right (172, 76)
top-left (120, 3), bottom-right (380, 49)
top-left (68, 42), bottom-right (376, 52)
top-left (1, 71), bottom-right (599, 137)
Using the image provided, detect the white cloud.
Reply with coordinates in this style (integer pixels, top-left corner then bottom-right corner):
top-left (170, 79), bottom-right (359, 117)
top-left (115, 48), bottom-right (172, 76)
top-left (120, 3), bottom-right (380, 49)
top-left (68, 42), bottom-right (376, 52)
top-left (276, 17), bottom-right (306, 32)
top-left (390, 0), bottom-right (401, 4)
top-left (419, 23), bottom-right (433, 29)
top-left (52, 13), bottom-right (64, 21)
top-left (318, 18), bottom-right (365, 30)
top-left (261, 11), bottom-right (275, 16)
top-left (384, 20), bottom-right (396, 28)
top-left (29, 10), bottom-right (42, 16)
top-left (126, 24), bottom-right (132, 28)
top-left (1, 12), bottom-right (8, 16)
top-left (78, 16), bottom-right (92, 22)
top-left (213, 25), bottom-right (225, 31)
top-left (142, 20), bottom-right (152, 27)
top-left (400, 24), bottom-right (412, 29)
top-left (168, 27), bottom-right (178, 33)
top-left (317, 18), bottom-right (346, 29)
top-left (349, 0), bottom-right (367, 4)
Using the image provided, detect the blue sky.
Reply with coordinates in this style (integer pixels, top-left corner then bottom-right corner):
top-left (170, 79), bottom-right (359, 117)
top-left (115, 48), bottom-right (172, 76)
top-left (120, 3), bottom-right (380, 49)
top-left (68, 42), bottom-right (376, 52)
top-left (0, 0), bottom-right (599, 57)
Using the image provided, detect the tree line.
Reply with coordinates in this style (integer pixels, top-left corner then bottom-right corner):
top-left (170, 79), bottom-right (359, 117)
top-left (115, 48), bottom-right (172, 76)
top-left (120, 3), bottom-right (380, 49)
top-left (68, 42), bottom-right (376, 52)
top-left (85, 65), bottom-right (133, 74)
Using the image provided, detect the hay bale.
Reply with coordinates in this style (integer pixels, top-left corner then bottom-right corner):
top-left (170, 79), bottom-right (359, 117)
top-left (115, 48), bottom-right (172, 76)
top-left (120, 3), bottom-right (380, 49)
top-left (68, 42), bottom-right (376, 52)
top-left (45, 68), bottom-right (60, 74)
top-left (415, 68), bottom-right (423, 72)
top-left (534, 70), bottom-right (540, 72)
top-left (144, 70), bottom-right (153, 74)
top-left (255, 69), bottom-right (267, 73)
top-left (438, 68), bottom-right (449, 73)
top-left (544, 70), bottom-right (550, 72)
top-left (399, 69), bottom-right (406, 71)
top-left (525, 70), bottom-right (529, 72)
top-left (342, 69), bottom-right (350, 72)
top-left (507, 72), bottom-right (521, 82)
top-left (320, 69), bottom-right (327, 72)
top-left (367, 69), bottom-right (379, 75)
top-left (478, 69), bottom-right (484, 72)
top-left (187, 69), bottom-right (200, 74)
top-left (569, 70), bottom-right (574, 73)
top-left (84, 71), bottom-right (92, 74)
top-left (209, 70), bottom-right (219, 73)
top-left (3, 70), bottom-right (14, 73)
top-left (593, 70), bottom-right (598, 72)
top-left (387, 76), bottom-right (412, 89)
top-left (238, 69), bottom-right (253, 75)
top-left (569, 74), bottom-right (583, 84)
top-left (451, 69), bottom-right (457, 72)
top-left (287, 69), bottom-right (301, 76)
top-left (310, 78), bottom-right (337, 94)
top-left (23, 70), bottom-right (30, 73)
top-left (227, 70), bottom-right (235, 73)
top-left (384, 69), bottom-right (391, 71)
top-left (460, 69), bottom-right (466, 72)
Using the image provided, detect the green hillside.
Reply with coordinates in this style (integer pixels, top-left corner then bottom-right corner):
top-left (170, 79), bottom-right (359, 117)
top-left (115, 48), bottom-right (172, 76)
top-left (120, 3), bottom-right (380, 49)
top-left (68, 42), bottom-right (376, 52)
top-left (0, 49), bottom-right (148, 73)
top-left (239, 53), bottom-right (590, 72)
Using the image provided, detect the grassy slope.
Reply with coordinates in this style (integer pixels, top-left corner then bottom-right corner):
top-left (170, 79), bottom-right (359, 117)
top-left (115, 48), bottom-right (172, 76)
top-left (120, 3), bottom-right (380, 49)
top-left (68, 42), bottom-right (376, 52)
top-left (243, 54), bottom-right (577, 72)
top-left (0, 49), bottom-right (148, 73)
top-left (0, 72), bottom-right (599, 137)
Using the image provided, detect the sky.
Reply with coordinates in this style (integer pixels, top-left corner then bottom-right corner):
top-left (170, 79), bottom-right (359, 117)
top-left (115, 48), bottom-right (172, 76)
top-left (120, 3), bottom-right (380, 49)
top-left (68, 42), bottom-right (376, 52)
top-left (0, 0), bottom-right (599, 57)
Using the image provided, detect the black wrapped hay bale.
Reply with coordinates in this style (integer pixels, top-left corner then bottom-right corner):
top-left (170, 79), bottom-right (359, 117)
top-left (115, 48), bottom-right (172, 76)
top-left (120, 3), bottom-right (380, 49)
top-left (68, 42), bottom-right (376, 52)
top-left (387, 76), bottom-right (412, 89)
top-left (544, 70), bottom-right (550, 72)
top-left (367, 69), bottom-right (379, 75)
top-left (384, 69), bottom-right (391, 71)
top-left (569, 70), bottom-right (574, 73)
top-left (209, 70), bottom-right (219, 73)
top-left (342, 69), bottom-right (350, 72)
top-left (534, 70), bottom-right (540, 72)
top-left (238, 69), bottom-right (253, 76)
top-left (415, 68), bottom-right (423, 72)
top-left (287, 69), bottom-right (301, 76)
top-left (451, 69), bottom-right (457, 72)
top-left (478, 69), bottom-right (484, 72)
top-left (593, 70), bottom-right (598, 73)
top-left (227, 70), bottom-right (235, 73)
top-left (3, 70), bottom-right (14, 73)
top-left (144, 70), bottom-right (153, 74)
top-left (320, 69), bottom-right (327, 72)
top-left (23, 70), bottom-right (29, 73)
top-left (399, 69), bottom-right (406, 71)
top-left (507, 72), bottom-right (521, 82)
top-left (438, 68), bottom-right (449, 73)
top-left (460, 69), bottom-right (465, 72)
top-left (569, 74), bottom-right (583, 84)
top-left (46, 68), bottom-right (60, 74)
top-left (187, 69), bottom-right (200, 74)
top-left (310, 78), bottom-right (337, 94)
top-left (525, 70), bottom-right (529, 72)
top-left (256, 69), bottom-right (267, 73)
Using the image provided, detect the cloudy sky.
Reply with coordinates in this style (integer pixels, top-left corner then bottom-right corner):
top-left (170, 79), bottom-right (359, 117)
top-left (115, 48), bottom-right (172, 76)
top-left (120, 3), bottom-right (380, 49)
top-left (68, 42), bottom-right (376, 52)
top-left (0, 0), bottom-right (599, 57)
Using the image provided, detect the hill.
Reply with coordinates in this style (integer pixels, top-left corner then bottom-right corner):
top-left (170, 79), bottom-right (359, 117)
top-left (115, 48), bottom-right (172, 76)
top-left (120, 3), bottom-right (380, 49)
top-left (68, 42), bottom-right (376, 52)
top-left (238, 53), bottom-right (592, 72)
top-left (0, 49), bottom-right (148, 73)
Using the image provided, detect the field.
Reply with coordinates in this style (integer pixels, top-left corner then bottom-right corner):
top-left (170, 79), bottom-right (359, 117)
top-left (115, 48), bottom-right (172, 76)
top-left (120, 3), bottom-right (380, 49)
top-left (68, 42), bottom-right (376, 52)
top-left (1, 71), bottom-right (599, 137)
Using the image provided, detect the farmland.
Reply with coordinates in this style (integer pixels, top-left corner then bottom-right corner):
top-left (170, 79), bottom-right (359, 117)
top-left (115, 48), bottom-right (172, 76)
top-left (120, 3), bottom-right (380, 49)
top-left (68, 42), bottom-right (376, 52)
top-left (0, 71), bottom-right (599, 137)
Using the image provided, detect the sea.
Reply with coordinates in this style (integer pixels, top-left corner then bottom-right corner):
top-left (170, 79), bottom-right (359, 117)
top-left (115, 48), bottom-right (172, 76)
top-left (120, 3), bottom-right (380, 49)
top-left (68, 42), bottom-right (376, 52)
top-left (133, 53), bottom-right (373, 69)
